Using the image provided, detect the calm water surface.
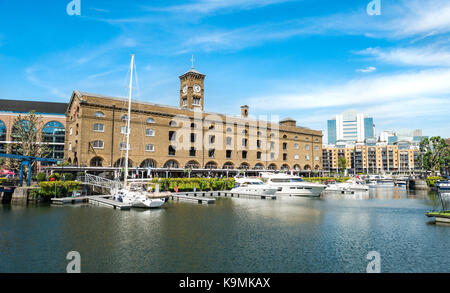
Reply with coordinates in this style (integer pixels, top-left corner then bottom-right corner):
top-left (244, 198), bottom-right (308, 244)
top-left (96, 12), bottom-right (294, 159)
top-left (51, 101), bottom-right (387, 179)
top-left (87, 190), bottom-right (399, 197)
top-left (0, 187), bottom-right (449, 273)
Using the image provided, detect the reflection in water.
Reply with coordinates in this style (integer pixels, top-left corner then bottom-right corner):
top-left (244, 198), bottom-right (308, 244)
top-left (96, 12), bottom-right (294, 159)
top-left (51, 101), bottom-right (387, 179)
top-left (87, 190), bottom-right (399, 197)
top-left (0, 187), bottom-right (449, 273)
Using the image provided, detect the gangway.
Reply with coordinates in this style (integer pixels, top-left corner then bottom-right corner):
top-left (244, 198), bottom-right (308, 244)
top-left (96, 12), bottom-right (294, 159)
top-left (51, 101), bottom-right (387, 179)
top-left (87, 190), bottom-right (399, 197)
top-left (82, 173), bottom-right (123, 191)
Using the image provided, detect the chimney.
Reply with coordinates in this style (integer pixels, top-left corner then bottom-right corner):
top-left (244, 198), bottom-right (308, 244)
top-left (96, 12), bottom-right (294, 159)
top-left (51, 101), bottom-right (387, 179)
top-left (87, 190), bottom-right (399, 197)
top-left (241, 105), bottom-right (249, 118)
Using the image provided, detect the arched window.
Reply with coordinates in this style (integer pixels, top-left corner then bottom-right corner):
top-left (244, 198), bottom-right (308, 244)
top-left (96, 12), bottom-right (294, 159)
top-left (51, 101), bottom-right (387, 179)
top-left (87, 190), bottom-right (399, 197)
top-left (140, 159), bottom-right (157, 168)
top-left (169, 120), bottom-right (177, 127)
top-left (90, 157), bottom-right (103, 167)
top-left (293, 164), bottom-right (301, 171)
top-left (185, 160), bottom-right (200, 169)
top-left (42, 121), bottom-right (65, 161)
top-left (223, 162), bottom-right (234, 169)
top-left (0, 120), bottom-right (6, 153)
top-left (11, 120), bottom-right (35, 142)
top-left (146, 128), bottom-right (155, 136)
top-left (205, 161), bottom-right (217, 169)
top-left (283, 135), bottom-right (287, 139)
top-left (254, 163), bottom-right (264, 170)
top-left (164, 160), bottom-right (179, 168)
top-left (121, 114), bottom-right (128, 121)
top-left (268, 163), bottom-right (277, 170)
top-left (94, 111), bottom-right (105, 118)
top-left (226, 127), bottom-right (232, 133)
top-left (304, 165), bottom-right (311, 171)
top-left (239, 162), bottom-right (250, 170)
top-left (281, 164), bottom-right (290, 171)
top-left (114, 158), bottom-right (133, 168)
top-left (146, 118), bottom-right (155, 124)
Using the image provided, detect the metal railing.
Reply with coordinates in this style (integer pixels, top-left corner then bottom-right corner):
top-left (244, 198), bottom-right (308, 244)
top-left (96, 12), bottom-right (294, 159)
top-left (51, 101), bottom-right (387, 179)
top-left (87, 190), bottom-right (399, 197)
top-left (82, 174), bottom-right (123, 190)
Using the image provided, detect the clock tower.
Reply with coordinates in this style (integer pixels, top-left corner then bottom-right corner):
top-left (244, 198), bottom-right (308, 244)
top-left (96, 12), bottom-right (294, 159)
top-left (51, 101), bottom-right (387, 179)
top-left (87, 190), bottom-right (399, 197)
top-left (179, 64), bottom-right (205, 111)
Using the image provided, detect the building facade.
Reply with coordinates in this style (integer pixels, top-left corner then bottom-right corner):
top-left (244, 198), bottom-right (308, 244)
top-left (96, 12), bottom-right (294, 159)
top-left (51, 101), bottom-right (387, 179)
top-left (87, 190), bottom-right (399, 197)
top-left (0, 99), bottom-right (67, 162)
top-left (64, 67), bottom-right (323, 171)
top-left (327, 110), bottom-right (375, 145)
top-left (322, 143), bottom-right (421, 174)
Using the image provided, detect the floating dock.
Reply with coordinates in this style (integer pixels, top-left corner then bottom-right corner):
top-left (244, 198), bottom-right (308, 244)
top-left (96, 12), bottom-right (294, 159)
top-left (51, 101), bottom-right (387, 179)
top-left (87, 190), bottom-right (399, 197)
top-left (51, 195), bottom-right (131, 210)
top-left (171, 194), bottom-right (216, 204)
top-left (174, 191), bottom-right (277, 200)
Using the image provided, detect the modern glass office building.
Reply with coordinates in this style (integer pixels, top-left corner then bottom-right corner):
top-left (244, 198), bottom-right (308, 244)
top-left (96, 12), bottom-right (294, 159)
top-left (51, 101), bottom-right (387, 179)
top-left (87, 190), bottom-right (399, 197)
top-left (327, 110), bottom-right (375, 145)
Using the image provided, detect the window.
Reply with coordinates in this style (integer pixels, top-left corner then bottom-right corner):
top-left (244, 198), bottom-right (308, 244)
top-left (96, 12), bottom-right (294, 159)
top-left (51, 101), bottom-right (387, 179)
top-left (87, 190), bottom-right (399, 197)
top-left (169, 146), bottom-right (176, 156)
top-left (315, 156), bottom-right (320, 161)
top-left (315, 146), bottom-right (319, 151)
top-left (305, 145), bottom-right (310, 151)
top-left (189, 147), bottom-right (196, 157)
top-left (69, 143), bottom-right (72, 151)
top-left (208, 149), bottom-right (215, 158)
top-left (94, 112), bottom-right (105, 118)
top-left (193, 97), bottom-right (201, 105)
top-left (283, 143), bottom-right (287, 150)
top-left (182, 98), bottom-right (188, 106)
top-left (305, 155), bottom-right (310, 161)
top-left (226, 150), bottom-right (232, 159)
top-left (209, 124), bottom-right (215, 130)
top-left (121, 114), bottom-right (128, 121)
top-left (120, 126), bottom-right (128, 134)
top-left (257, 152), bottom-right (262, 160)
top-left (191, 133), bottom-right (196, 143)
top-left (226, 127), bottom-right (232, 133)
top-left (69, 128), bottom-right (72, 135)
top-left (169, 131), bottom-right (176, 141)
top-left (146, 118), bottom-right (155, 124)
top-left (191, 123), bottom-right (196, 129)
top-left (93, 123), bottom-right (104, 132)
top-left (270, 152), bottom-right (275, 160)
top-left (270, 141), bottom-right (275, 150)
top-left (145, 144), bottom-right (154, 152)
top-left (242, 138), bottom-right (248, 147)
top-left (242, 129), bottom-right (248, 135)
top-left (242, 151), bottom-right (247, 159)
top-left (294, 154), bottom-right (299, 160)
top-left (283, 153), bottom-right (287, 161)
top-left (169, 120), bottom-right (177, 127)
top-left (209, 135), bottom-right (215, 144)
top-left (119, 142), bottom-right (129, 150)
top-left (283, 135), bottom-right (287, 139)
top-left (92, 140), bottom-right (104, 149)
top-left (257, 140), bottom-right (261, 148)
top-left (294, 143), bottom-right (299, 150)
top-left (226, 137), bottom-right (232, 146)
top-left (146, 128), bottom-right (155, 136)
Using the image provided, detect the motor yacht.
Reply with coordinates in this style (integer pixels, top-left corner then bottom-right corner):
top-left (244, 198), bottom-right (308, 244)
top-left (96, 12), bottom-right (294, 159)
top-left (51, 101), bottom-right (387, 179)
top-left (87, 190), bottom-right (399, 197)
top-left (231, 177), bottom-right (278, 195)
top-left (260, 173), bottom-right (326, 197)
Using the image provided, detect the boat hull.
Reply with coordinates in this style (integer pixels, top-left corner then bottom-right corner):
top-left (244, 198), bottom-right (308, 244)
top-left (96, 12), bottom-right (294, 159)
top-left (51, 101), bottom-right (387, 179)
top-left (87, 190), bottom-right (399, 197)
top-left (275, 186), bottom-right (325, 197)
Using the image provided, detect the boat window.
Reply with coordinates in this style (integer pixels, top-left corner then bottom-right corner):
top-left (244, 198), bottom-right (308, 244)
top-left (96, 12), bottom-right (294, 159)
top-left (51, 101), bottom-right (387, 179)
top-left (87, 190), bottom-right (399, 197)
top-left (289, 178), bottom-right (305, 183)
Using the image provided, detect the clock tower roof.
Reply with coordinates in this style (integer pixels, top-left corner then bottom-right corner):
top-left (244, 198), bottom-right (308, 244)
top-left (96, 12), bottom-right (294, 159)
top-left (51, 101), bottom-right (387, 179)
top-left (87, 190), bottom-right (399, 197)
top-left (179, 67), bottom-right (205, 78)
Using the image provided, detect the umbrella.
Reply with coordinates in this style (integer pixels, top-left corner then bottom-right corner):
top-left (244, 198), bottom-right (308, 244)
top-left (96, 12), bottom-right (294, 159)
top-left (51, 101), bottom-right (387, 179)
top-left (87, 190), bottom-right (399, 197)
top-left (1, 170), bottom-right (15, 176)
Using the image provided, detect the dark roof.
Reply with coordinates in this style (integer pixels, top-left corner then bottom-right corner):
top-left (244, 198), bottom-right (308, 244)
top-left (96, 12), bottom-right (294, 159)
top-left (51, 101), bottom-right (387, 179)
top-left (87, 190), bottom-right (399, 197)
top-left (0, 99), bottom-right (67, 114)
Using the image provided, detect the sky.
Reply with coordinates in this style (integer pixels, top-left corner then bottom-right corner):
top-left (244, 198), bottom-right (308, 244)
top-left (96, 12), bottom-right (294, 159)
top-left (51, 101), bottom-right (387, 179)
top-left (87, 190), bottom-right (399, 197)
top-left (0, 0), bottom-right (449, 139)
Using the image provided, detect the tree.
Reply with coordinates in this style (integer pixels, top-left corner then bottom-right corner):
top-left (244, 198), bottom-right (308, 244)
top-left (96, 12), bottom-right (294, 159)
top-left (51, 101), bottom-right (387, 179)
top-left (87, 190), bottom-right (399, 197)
top-left (418, 136), bottom-right (450, 175)
top-left (338, 156), bottom-right (347, 174)
top-left (8, 111), bottom-right (52, 173)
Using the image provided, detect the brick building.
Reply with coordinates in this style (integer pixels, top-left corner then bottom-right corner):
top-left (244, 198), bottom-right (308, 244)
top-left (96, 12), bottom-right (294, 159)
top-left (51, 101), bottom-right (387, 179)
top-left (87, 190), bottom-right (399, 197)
top-left (65, 67), bottom-right (323, 171)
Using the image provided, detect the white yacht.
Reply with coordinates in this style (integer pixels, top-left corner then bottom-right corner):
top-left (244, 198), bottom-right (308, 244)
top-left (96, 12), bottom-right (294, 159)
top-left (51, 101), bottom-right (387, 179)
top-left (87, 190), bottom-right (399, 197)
top-left (260, 173), bottom-right (326, 197)
top-left (231, 177), bottom-right (278, 195)
top-left (325, 179), bottom-right (369, 193)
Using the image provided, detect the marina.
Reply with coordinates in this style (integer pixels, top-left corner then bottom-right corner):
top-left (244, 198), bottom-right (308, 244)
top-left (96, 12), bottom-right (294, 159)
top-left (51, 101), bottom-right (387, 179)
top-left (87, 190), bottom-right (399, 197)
top-left (1, 186), bottom-right (449, 273)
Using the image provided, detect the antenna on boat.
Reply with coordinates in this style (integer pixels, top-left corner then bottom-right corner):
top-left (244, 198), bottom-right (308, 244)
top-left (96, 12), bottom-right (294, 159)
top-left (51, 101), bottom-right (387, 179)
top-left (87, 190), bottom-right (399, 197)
top-left (124, 54), bottom-right (135, 187)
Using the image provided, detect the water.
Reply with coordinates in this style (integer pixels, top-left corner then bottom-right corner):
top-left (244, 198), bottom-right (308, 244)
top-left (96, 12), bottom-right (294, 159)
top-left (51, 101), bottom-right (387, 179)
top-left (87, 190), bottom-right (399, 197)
top-left (1, 187), bottom-right (449, 273)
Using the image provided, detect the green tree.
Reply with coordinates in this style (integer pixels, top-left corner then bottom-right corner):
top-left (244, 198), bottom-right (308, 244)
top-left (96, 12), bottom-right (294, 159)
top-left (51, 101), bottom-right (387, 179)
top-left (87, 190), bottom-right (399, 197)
top-left (418, 136), bottom-right (450, 175)
top-left (338, 156), bottom-right (347, 174)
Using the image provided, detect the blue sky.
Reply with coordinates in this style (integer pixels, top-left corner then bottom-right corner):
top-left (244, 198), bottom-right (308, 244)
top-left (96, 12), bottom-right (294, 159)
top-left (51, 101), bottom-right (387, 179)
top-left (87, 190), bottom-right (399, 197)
top-left (1, 0), bottom-right (450, 139)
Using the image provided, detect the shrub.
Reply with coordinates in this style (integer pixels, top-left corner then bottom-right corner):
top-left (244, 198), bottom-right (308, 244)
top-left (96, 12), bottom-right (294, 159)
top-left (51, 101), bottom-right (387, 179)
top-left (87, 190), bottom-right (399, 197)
top-left (151, 178), bottom-right (235, 192)
top-left (36, 172), bottom-right (46, 182)
top-left (426, 176), bottom-right (445, 187)
top-left (38, 181), bottom-right (81, 198)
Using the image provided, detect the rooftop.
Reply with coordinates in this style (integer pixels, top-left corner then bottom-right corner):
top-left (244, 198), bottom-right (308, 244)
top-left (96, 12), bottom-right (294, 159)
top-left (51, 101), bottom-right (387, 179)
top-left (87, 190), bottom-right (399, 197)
top-left (0, 99), bottom-right (67, 115)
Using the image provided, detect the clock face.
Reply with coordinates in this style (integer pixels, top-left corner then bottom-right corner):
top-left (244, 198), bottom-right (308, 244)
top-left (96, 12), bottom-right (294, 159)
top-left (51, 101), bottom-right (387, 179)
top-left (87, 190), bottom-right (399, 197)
top-left (182, 85), bottom-right (188, 94)
top-left (193, 84), bottom-right (201, 93)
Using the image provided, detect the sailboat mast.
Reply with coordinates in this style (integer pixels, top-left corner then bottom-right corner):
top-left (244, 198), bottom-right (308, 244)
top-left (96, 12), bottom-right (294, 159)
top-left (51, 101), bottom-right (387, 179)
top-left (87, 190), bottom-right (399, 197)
top-left (124, 54), bottom-right (134, 187)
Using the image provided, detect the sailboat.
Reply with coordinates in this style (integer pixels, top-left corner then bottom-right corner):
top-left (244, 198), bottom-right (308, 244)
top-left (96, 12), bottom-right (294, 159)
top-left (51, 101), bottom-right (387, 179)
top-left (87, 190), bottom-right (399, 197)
top-left (111, 54), bottom-right (166, 209)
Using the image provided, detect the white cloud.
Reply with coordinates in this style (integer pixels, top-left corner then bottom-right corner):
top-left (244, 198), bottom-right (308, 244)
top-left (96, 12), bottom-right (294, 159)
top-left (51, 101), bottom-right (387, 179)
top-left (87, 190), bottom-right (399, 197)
top-left (149, 0), bottom-right (291, 14)
top-left (356, 66), bottom-right (376, 73)
top-left (358, 46), bottom-right (450, 67)
top-left (250, 68), bottom-right (450, 111)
